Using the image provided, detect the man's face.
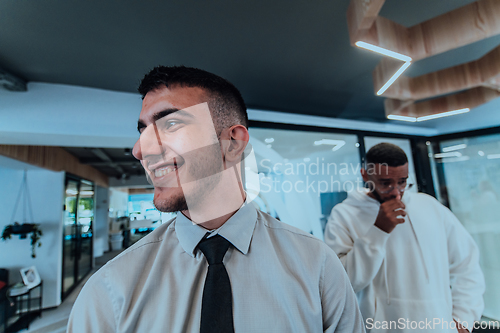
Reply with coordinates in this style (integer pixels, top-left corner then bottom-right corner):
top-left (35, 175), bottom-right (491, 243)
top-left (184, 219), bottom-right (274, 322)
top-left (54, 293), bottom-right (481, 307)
top-left (132, 85), bottom-right (224, 212)
top-left (362, 163), bottom-right (409, 203)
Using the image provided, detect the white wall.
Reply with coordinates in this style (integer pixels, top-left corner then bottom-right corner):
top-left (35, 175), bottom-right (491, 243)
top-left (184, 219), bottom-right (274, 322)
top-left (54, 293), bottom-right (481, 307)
top-left (1, 82), bottom-right (499, 151)
top-left (0, 81), bottom-right (456, 152)
top-left (0, 165), bottom-right (65, 308)
top-left (0, 82), bottom-right (142, 148)
top-left (109, 188), bottom-right (129, 218)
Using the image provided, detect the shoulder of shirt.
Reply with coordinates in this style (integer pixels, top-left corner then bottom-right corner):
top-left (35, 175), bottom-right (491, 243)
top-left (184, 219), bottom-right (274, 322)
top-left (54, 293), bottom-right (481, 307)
top-left (409, 192), bottom-right (459, 224)
top-left (256, 209), bottom-right (325, 245)
top-left (408, 191), bottom-right (442, 206)
top-left (102, 217), bottom-right (176, 266)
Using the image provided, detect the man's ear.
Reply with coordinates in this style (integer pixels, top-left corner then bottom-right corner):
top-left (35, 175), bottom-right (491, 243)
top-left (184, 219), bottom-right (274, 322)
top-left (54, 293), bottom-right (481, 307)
top-left (221, 125), bottom-right (249, 163)
top-left (361, 168), bottom-right (369, 183)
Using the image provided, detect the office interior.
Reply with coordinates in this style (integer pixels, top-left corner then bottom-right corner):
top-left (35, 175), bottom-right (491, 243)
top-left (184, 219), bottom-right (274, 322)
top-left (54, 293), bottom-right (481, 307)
top-left (1, 0), bottom-right (500, 332)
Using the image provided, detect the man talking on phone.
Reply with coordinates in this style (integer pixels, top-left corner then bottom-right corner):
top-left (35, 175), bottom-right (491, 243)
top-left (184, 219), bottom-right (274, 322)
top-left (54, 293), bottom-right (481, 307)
top-left (324, 143), bottom-right (484, 332)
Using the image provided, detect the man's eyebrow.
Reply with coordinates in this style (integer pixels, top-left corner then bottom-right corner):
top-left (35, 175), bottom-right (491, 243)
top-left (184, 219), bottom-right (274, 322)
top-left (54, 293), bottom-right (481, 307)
top-left (137, 108), bottom-right (194, 133)
top-left (378, 176), bottom-right (409, 181)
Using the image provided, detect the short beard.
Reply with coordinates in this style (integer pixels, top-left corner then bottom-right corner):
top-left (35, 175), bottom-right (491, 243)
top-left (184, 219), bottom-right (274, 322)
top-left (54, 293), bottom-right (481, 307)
top-left (371, 189), bottom-right (385, 203)
top-left (153, 189), bottom-right (188, 212)
top-left (152, 141), bottom-right (224, 213)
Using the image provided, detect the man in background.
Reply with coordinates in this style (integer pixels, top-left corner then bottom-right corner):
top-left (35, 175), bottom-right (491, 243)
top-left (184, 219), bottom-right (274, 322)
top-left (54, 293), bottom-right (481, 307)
top-left (324, 142), bottom-right (484, 333)
top-left (68, 66), bottom-right (364, 332)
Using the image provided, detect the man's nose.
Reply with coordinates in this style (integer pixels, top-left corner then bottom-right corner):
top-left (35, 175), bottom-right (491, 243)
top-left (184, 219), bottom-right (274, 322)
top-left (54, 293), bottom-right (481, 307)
top-left (132, 139), bottom-right (142, 160)
top-left (394, 188), bottom-right (402, 201)
top-left (386, 186), bottom-right (400, 199)
top-left (132, 125), bottom-right (165, 161)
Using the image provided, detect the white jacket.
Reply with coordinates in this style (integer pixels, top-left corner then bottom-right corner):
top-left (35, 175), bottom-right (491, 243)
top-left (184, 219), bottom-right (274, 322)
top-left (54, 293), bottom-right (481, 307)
top-left (324, 190), bottom-right (484, 332)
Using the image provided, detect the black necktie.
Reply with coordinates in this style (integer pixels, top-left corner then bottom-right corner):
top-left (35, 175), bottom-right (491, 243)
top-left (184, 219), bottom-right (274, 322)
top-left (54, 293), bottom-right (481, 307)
top-left (197, 234), bottom-right (235, 333)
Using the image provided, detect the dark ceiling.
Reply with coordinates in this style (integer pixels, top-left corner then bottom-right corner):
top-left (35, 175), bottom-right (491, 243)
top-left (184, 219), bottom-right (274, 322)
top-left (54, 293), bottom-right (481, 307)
top-left (2, 0), bottom-right (497, 178)
top-left (63, 147), bottom-right (144, 179)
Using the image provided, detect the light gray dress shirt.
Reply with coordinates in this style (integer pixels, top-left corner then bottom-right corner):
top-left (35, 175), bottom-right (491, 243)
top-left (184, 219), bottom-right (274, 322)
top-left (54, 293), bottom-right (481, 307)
top-left (68, 203), bottom-right (364, 332)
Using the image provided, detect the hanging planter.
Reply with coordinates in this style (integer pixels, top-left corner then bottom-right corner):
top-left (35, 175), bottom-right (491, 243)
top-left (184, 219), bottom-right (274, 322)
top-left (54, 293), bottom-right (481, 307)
top-left (1, 171), bottom-right (43, 258)
top-left (1, 223), bottom-right (43, 258)
top-left (10, 223), bottom-right (36, 235)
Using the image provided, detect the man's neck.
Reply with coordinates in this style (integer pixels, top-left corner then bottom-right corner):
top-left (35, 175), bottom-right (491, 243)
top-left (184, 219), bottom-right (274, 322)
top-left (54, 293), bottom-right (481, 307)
top-left (181, 185), bottom-right (247, 229)
top-left (181, 207), bottom-right (243, 230)
top-left (180, 162), bottom-right (247, 229)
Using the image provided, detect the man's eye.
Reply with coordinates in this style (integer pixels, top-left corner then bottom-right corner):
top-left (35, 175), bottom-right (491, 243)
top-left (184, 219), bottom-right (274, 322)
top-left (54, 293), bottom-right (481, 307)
top-left (163, 120), bottom-right (182, 130)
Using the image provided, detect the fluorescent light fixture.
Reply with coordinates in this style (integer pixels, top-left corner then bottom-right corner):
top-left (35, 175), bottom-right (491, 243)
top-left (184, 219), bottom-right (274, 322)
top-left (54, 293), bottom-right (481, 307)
top-left (438, 156), bottom-right (470, 163)
top-left (355, 41), bottom-right (412, 62)
top-left (416, 108), bottom-right (469, 122)
top-left (434, 152), bottom-right (462, 158)
top-left (478, 151), bottom-right (485, 156)
top-left (389, 108), bottom-right (470, 123)
top-left (264, 138), bottom-right (274, 143)
top-left (442, 143), bottom-right (467, 152)
top-left (354, 42), bottom-right (412, 96)
top-left (80, 191), bottom-right (94, 196)
top-left (487, 154), bottom-right (500, 159)
top-left (377, 61), bottom-right (411, 95)
top-left (313, 139), bottom-right (346, 151)
top-left (303, 157), bottom-right (311, 162)
top-left (387, 114), bottom-right (417, 122)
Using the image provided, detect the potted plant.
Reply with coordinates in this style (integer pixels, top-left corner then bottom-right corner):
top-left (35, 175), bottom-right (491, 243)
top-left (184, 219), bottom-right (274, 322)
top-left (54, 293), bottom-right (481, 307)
top-left (1, 222), bottom-right (43, 258)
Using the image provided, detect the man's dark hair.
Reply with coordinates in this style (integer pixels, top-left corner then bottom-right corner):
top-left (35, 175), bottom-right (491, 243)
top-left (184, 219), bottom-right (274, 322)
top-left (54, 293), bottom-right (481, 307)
top-left (365, 143), bottom-right (408, 167)
top-left (138, 66), bottom-right (248, 132)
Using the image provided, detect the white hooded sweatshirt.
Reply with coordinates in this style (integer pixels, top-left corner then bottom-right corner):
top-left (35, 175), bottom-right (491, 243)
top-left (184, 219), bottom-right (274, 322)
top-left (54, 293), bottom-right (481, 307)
top-left (324, 190), bottom-right (484, 333)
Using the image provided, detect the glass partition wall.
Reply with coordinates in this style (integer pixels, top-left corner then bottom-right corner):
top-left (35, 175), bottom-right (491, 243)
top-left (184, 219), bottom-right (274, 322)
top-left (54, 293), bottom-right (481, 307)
top-left (249, 123), bottom-right (498, 322)
top-left (429, 132), bottom-right (500, 321)
top-left (62, 176), bottom-right (94, 300)
top-left (248, 128), bottom-right (362, 239)
top-left (248, 125), bottom-right (425, 241)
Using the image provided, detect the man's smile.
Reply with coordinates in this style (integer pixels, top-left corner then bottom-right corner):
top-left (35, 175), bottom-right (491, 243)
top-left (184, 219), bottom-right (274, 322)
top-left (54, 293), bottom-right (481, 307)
top-left (144, 157), bottom-right (185, 185)
top-left (154, 165), bottom-right (178, 178)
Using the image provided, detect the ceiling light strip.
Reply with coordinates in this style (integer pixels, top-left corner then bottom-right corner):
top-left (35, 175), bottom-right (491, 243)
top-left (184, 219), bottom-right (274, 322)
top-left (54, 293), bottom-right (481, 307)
top-left (434, 152), bottom-right (462, 158)
top-left (416, 108), bottom-right (470, 122)
top-left (355, 42), bottom-right (412, 62)
top-left (387, 114), bottom-right (417, 122)
top-left (376, 61), bottom-right (411, 96)
top-left (442, 144), bottom-right (467, 152)
top-left (437, 156), bottom-right (470, 163)
top-left (388, 108), bottom-right (470, 123)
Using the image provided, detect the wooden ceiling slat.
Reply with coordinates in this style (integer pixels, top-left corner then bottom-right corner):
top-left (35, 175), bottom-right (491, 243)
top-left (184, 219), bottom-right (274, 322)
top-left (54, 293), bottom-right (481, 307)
top-left (0, 145), bottom-right (108, 188)
top-left (346, 0), bottom-right (386, 45)
top-left (348, 0), bottom-right (500, 118)
top-left (380, 45), bottom-right (500, 100)
top-left (409, 0), bottom-right (500, 61)
top-left (385, 87), bottom-right (500, 117)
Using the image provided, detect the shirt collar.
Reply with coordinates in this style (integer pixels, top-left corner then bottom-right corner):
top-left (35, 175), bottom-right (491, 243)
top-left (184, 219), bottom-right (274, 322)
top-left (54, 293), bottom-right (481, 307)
top-left (175, 202), bottom-right (258, 257)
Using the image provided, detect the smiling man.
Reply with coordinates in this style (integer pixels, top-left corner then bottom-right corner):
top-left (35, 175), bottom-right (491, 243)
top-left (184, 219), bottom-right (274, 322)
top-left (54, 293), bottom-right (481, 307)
top-left (324, 143), bottom-right (484, 333)
top-left (68, 66), bottom-right (364, 332)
